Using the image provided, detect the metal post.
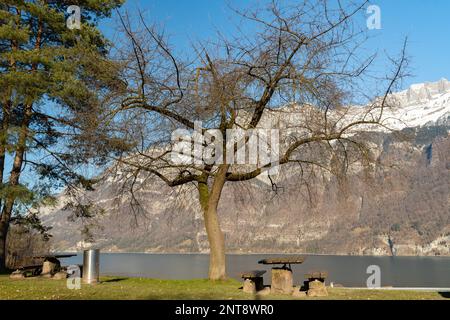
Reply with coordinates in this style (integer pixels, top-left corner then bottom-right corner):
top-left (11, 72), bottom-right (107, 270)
top-left (82, 249), bottom-right (100, 284)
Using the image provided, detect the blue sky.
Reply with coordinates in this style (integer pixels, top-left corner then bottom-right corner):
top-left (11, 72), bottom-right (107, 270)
top-left (15, 1), bottom-right (450, 193)
top-left (101, 0), bottom-right (450, 89)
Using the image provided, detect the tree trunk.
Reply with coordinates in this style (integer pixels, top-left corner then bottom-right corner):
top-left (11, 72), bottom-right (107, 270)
top-left (0, 16), bottom-right (40, 271)
top-left (0, 98), bottom-right (11, 271)
top-left (0, 221), bottom-right (7, 271)
top-left (0, 103), bottom-right (32, 271)
top-left (198, 165), bottom-right (229, 280)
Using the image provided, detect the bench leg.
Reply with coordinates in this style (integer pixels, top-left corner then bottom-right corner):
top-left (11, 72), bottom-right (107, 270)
top-left (307, 280), bottom-right (328, 297)
top-left (243, 277), bottom-right (264, 293)
top-left (255, 277), bottom-right (264, 291)
top-left (271, 267), bottom-right (293, 294)
top-left (9, 270), bottom-right (26, 279)
top-left (42, 260), bottom-right (61, 276)
top-left (243, 278), bottom-right (256, 293)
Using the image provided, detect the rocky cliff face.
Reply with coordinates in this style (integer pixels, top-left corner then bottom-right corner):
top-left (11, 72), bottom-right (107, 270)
top-left (42, 80), bottom-right (450, 256)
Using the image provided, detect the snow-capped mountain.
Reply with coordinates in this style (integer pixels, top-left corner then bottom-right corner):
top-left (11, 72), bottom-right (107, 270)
top-left (248, 79), bottom-right (450, 141)
top-left (381, 78), bottom-right (450, 129)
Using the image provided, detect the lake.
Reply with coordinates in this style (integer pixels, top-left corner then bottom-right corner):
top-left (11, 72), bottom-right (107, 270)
top-left (60, 253), bottom-right (450, 288)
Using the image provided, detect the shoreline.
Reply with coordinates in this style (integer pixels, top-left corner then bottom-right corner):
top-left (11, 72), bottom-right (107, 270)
top-left (54, 250), bottom-right (450, 258)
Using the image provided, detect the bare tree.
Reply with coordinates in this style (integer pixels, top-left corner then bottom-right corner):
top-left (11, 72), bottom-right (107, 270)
top-left (87, 0), bottom-right (408, 280)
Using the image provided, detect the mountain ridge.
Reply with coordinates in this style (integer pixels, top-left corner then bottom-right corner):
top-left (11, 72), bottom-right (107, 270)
top-left (42, 79), bottom-right (450, 256)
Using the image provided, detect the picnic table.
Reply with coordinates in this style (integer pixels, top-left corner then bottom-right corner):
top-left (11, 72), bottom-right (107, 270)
top-left (258, 256), bottom-right (306, 268)
top-left (303, 271), bottom-right (329, 297)
top-left (32, 254), bottom-right (76, 260)
top-left (10, 254), bottom-right (76, 279)
top-left (10, 264), bottom-right (43, 278)
top-left (240, 270), bottom-right (266, 293)
top-left (32, 254), bottom-right (77, 275)
top-left (258, 256), bottom-right (306, 294)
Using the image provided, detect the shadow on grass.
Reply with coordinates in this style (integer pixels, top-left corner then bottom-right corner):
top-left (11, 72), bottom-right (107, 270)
top-left (0, 268), bottom-right (13, 276)
top-left (438, 292), bottom-right (450, 299)
top-left (101, 277), bottom-right (128, 283)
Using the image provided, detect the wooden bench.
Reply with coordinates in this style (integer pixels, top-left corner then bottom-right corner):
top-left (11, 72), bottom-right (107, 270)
top-left (303, 271), bottom-right (328, 297)
top-left (240, 270), bottom-right (266, 293)
top-left (305, 271), bottom-right (328, 282)
top-left (32, 254), bottom-right (76, 275)
top-left (10, 265), bottom-right (43, 279)
top-left (19, 265), bottom-right (43, 275)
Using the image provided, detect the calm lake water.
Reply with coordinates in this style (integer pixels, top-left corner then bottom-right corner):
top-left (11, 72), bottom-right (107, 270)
top-left (60, 253), bottom-right (450, 288)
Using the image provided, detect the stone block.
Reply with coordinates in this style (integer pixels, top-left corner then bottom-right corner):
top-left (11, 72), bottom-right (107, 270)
top-left (307, 280), bottom-right (328, 297)
top-left (243, 279), bottom-right (256, 293)
top-left (271, 268), bottom-right (293, 294)
top-left (243, 277), bottom-right (264, 293)
top-left (256, 287), bottom-right (271, 296)
top-left (52, 271), bottom-right (68, 280)
top-left (308, 279), bottom-right (325, 289)
top-left (292, 289), bottom-right (307, 298)
top-left (9, 270), bottom-right (25, 279)
top-left (42, 260), bottom-right (60, 275)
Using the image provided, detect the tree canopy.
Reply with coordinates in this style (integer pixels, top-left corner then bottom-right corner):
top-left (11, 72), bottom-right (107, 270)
top-left (0, 0), bottom-right (124, 270)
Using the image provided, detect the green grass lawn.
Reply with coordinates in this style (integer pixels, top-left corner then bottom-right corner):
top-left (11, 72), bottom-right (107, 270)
top-left (0, 275), bottom-right (448, 300)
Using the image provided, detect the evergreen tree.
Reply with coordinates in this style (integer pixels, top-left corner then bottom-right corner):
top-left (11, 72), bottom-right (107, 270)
top-left (0, 0), bottom-right (123, 271)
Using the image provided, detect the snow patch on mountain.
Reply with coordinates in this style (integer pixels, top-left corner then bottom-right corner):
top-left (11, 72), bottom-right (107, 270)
top-left (384, 78), bottom-right (450, 129)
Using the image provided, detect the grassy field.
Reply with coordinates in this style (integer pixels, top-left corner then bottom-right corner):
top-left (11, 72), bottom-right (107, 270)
top-left (0, 275), bottom-right (449, 300)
